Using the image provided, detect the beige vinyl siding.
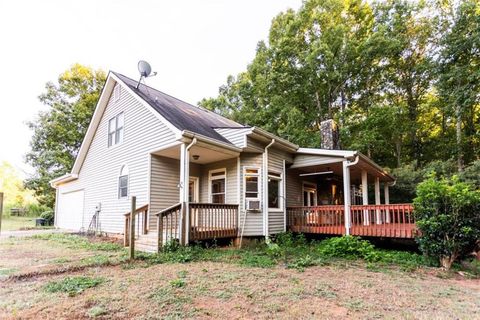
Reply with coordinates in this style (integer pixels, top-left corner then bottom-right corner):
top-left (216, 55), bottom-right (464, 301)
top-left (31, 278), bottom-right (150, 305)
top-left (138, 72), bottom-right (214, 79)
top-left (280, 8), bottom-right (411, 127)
top-left (245, 136), bottom-right (265, 152)
top-left (57, 83), bottom-right (176, 233)
top-left (214, 128), bottom-right (249, 148)
top-left (149, 155), bottom-right (180, 228)
top-left (285, 168), bottom-right (318, 207)
top-left (286, 168), bottom-right (303, 207)
top-left (267, 147), bottom-right (290, 235)
top-left (239, 153), bottom-right (264, 236)
top-left (199, 158), bottom-right (238, 204)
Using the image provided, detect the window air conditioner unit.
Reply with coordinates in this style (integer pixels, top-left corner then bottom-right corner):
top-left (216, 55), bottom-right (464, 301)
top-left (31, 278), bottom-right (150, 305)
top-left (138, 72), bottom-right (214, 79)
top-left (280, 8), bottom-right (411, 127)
top-left (246, 200), bottom-right (260, 212)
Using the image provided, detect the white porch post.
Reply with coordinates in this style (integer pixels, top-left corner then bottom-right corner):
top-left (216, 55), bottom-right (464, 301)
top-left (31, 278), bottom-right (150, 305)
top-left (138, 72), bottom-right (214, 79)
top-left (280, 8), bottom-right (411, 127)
top-left (179, 143), bottom-right (190, 245)
top-left (361, 170), bottom-right (369, 225)
top-left (374, 177), bottom-right (381, 224)
top-left (384, 184), bottom-right (390, 223)
top-left (342, 161), bottom-right (351, 235)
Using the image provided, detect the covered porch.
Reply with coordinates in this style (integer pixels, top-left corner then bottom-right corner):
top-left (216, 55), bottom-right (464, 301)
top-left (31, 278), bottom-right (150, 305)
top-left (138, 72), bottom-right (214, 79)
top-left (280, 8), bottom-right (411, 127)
top-left (124, 136), bottom-right (242, 251)
top-left (286, 149), bottom-right (416, 238)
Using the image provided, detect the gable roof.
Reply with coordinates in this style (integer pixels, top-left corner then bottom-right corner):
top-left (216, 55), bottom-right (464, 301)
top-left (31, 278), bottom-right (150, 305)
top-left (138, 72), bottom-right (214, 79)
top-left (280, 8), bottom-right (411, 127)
top-left (113, 72), bottom-right (247, 144)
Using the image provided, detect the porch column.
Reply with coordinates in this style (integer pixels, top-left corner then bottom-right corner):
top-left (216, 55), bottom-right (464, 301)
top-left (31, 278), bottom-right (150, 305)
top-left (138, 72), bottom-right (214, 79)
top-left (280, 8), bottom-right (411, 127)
top-left (179, 143), bottom-right (190, 245)
top-left (361, 170), bottom-right (369, 225)
top-left (375, 177), bottom-right (381, 224)
top-left (384, 184), bottom-right (390, 223)
top-left (342, 161), bottom-right (351, 235)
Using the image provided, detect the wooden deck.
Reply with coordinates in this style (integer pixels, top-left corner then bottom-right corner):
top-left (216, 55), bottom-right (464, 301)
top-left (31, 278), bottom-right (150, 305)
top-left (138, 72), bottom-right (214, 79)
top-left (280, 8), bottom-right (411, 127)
top-left (287, 204), bottom-right (416, 239)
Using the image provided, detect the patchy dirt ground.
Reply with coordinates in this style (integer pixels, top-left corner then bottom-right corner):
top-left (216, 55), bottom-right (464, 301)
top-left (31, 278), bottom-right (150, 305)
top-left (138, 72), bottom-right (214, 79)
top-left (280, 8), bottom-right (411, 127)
top-left (1, 235), bottom-right (479, 319)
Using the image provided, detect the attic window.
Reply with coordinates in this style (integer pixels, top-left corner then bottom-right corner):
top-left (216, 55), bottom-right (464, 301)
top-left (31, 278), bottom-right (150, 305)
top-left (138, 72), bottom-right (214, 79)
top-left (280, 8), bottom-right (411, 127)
top-left (114, 85), bottom-right (121, 102)
top-left (108, 112), bottom-right (124, 147)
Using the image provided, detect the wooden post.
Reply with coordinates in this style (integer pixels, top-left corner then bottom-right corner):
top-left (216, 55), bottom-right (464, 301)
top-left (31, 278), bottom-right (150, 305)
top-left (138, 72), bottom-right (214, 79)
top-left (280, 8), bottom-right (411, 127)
top-left (0, 192), bottom-right (3, 236)
top-left (342, 161), bottom-right (351, 235)
top-left (375, 177), bottom-right (381, 224)
top-left (157, 212), bottom-right (163, 253)
top-left (384, 184), bottom-right (391, 223)
top-left (361, 170), bottom-right (369, 225)
top-left (129, 196), bottom-right (136, 260)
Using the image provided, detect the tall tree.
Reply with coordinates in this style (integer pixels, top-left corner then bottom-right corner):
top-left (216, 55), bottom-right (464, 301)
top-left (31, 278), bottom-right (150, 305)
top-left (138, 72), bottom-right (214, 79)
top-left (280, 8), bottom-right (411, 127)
top-left (25, 64), bottom-right (106, 208)
top-left (201, 0), bottom-right (377, 147)
top-left (437, 0), bottom-right (480, 171)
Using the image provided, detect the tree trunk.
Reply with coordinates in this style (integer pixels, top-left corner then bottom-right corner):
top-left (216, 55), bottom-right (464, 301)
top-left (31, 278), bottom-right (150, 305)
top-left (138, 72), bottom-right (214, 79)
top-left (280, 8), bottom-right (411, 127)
top-left (395, 141), bottom-right (402, 167)
top-left (440, 254), bottom-right (457, 270)
top-left (456, 105), bottom-right (464, 172)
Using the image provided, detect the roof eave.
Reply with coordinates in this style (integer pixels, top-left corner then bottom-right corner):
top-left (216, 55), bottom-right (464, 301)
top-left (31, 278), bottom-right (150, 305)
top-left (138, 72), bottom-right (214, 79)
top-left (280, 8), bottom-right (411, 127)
top-left (248, 127), bottom-right (299, 152)
top-left (50, 173), bottom-right (79, 188)
top-left (179, 130), bottom-right (242, 153)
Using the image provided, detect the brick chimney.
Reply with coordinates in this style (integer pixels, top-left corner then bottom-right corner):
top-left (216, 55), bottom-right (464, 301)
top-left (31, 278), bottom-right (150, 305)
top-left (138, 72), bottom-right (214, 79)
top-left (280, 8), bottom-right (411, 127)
top-left (320, 119), bottom-right (340, 150)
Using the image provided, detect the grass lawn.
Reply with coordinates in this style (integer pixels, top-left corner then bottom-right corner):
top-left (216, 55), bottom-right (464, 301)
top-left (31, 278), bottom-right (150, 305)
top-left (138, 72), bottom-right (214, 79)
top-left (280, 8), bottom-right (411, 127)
top-left (0, 233), bottom-right (479, 319)
top-left (0, 216), bottom-right (37, 231)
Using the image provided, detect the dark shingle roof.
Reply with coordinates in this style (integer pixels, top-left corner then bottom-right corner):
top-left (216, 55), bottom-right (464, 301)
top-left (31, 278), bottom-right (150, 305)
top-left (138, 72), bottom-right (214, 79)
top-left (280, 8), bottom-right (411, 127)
top-left (113, 72), bottom-right (246, 144)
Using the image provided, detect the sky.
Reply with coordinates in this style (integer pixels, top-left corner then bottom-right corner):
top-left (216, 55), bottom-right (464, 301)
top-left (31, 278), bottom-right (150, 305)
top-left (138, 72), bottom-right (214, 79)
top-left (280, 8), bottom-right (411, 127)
top-left (0, 0), bottom-right (301, 177)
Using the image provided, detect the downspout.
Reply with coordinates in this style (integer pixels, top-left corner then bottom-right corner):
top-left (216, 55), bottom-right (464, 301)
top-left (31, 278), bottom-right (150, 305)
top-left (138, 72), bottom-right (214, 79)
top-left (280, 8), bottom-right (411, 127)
top-left (263, 139), bottom-right (275, 239)
top-left (343, 155), bottom-right (359, 236)
top-left (183, 137), bottom-right (197, 245)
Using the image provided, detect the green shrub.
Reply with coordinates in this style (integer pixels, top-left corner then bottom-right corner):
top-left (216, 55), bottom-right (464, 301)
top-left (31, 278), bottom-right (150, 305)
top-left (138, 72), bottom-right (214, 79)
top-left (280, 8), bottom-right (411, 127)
top-left (318, 236), bottom-right (379, 261)
top-left (414, 175), bottom-right (480, 269)
top-left (44, 276), bottom-right (104, 296)
top-left (40, 211), bottom-right (54, 225)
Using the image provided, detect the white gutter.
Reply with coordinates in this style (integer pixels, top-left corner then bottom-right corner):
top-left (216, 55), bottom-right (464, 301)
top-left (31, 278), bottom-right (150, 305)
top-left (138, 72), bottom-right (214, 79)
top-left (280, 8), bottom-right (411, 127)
top-left (50, 173), bottom-right (79, 188)
top-left (180, 130), bottom-right (242, 153)
top-left (183, 137), bottom-right (197, 245)
top-left (263, 139), bottom-right (275, 238)
top-left (342, 155), bottom-right (359, 236)
top-left (250, 127), bottom-right (298, 152)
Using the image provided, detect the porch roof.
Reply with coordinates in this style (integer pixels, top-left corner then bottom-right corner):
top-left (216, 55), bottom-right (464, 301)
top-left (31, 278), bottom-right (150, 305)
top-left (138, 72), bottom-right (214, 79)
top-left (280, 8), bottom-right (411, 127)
top-left (291, 148), bottom-right (395, 183)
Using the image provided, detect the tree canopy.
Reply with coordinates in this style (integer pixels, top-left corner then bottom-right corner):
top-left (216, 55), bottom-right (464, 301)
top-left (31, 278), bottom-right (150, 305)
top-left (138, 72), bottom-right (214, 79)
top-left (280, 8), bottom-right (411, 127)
top-left (26, 64), bottom-right (106, 208)
top-left (200, 0), bottom-right (480, 173)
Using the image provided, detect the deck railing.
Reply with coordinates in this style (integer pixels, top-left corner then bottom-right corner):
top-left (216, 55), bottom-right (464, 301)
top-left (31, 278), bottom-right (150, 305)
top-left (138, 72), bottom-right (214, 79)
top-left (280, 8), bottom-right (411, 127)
top-left (287, 205), bottom-right (345, 235)
top-left (189, 203), bottom-right (238, 240)
top-left (123, 204), bottom-right (149, 246)
top-left (156, 203), bottom-right (182, 248)
top-left (350, 204), bottom-right (415, 238)
top-left (287, 204), bottom-right (416, 238)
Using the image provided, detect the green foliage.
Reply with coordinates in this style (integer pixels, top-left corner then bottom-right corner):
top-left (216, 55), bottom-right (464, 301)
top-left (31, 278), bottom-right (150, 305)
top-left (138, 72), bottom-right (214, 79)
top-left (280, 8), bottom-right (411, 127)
top-left (25, 64), bottom-right (106, 208)
top-left (318, 236), bottom-right (378, 261)
top-left (460, 160), bottom-right (480, 189)
top-left (0, 161), bottom-right (38, 214)
top-left (170, 278), bottom-right (186, 288)
top-left (44, 276), bottom-right (104, 296)
top-left (31, 233), bottom-right (123, 252)
top-left (201, 0), bottom-right (479, 172)
top-left (414, 175), bottom-right (480, 269)
top-left (40, 210), bottom-right (54, 225)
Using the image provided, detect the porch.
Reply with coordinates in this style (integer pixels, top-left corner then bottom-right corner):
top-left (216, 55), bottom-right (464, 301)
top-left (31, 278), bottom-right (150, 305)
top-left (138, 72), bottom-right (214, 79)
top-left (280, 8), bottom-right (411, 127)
top-left (287, 204), bottom-right (416, 238)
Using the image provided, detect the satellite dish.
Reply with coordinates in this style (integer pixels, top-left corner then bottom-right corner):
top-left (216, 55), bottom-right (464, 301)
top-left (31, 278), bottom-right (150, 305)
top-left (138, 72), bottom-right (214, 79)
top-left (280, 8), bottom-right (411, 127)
top-left (136, 60), bottom-right (157, 88)
top-left (138, 60), bottom-right (152, 77)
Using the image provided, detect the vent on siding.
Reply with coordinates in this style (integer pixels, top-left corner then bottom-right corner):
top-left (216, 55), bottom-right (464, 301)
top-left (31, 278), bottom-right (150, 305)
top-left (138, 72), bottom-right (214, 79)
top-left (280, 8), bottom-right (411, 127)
top-left (114, 85), bottom-right (121, 102)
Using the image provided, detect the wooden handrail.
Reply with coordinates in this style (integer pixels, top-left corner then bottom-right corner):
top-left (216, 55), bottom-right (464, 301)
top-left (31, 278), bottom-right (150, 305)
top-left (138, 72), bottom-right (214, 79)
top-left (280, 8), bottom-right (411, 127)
top-left (155, 203), bottom-right (181, 217)
top-left (123, 204), bottom-right (149, 217)
top-left (124, 204), bottom-right (149, 247)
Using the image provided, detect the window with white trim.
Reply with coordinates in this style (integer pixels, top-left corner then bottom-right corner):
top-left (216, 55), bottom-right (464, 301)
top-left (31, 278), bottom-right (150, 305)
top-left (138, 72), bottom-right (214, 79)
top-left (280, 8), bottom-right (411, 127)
top-left (118, 165), bottom-right (129, 199)
top-left (268, 171), bottom-right (282, 209)
top-left (209, 169), bottom-right (226, 204)
top-left (244, 168), bottom-right (259, 200)
top-left (108, 112), bottom-right (124, 147)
